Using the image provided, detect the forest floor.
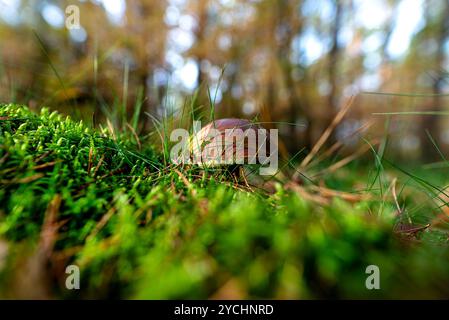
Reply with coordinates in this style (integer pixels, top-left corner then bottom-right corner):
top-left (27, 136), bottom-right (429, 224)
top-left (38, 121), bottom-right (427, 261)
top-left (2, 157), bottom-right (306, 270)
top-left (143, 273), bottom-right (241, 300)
top-left (1, 103), bottom-right (449, 299)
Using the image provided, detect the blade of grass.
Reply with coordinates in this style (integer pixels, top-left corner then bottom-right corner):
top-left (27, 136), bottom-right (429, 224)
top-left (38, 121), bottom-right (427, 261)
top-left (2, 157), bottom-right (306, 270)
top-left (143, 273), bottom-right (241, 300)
top-left (300, 95), bottom-right (354, 169)
top-left (33, 30), bottom-right (73, 107)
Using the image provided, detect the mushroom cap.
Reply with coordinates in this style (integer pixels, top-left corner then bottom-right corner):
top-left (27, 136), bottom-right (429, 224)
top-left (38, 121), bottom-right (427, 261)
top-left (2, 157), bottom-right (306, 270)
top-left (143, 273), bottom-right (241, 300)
top-left (191, 118), bottom-right (270, 166)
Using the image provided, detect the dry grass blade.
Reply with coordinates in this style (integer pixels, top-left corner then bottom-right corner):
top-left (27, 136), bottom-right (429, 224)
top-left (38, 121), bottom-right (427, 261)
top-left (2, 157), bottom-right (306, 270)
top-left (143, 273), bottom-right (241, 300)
top-left (92, 154), bottom-right (105, 177)
top-left (126, 123), bottom-right (142, 150)
top-left (87, 147), bottom-right (93, 175)
top-left (40, 194), bottom-right (62, 258)
top-left (240, 167), bottom-right (255, 192)
top-left (1, 173), bottom-right (44, 184)
top-left (285, 182), bottom-right (330, 205)
top-left (313, 141), bottom-right (375, 177)
top-left (390, 178), bottom-right (403, 216)
top-left (307, 119), bottom-right (374, 169)
top-left (33, 161), bottom-right (59, 171)
top-left (87, 207), bottom-right (116, 241)
top-left (174, 167), bottom-right (197, 196)
top-left (394, 223), bottom-right (430, 235)
top-left (8, 194), bottom-right (63, 299)
top-left (107, 118), bottom-right (117, 141)
top-left (300, 95), bottom-right (355, 169)
top-left (0, 152), bottom-right (9, 165)
top-left (309, 185), bottom-right (371, 203)
top-left (430, 186), bottom-right (449, 228)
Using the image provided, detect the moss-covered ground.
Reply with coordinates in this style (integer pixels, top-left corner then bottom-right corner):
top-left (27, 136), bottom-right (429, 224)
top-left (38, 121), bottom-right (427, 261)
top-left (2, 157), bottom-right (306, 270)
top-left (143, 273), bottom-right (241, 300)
top-left (1, 104), bottom-right (449, 299)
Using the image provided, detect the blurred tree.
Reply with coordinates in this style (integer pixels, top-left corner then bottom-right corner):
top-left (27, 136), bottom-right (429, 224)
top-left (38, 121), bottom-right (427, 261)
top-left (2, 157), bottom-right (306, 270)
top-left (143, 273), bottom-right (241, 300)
top-left (1, 0), bottom-right (448, 159)
top-left (423, 0), bottom-right (449, 159)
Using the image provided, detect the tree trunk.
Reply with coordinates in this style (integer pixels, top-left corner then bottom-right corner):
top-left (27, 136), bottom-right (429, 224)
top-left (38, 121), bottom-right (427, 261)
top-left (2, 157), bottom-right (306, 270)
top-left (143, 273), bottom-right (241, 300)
top-left (421, 0), bottom-right (449, 160)
top-left (326, 0), bottom-right (344, 144)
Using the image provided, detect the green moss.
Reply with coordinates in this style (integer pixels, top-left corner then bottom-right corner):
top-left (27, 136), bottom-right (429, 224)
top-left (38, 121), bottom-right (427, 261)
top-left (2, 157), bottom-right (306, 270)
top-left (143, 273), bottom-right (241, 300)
top-left (0, 104), bottom-right (449, 299)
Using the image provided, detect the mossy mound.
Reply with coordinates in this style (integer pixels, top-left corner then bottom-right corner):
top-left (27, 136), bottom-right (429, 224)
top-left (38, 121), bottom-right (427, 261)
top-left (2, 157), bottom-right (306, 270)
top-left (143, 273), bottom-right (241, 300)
top-left (0, 104), bottom-right (449, 299)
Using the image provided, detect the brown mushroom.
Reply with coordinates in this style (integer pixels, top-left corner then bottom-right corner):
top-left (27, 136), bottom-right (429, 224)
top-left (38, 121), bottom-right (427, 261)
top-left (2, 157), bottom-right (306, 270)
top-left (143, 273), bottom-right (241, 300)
top-left (190, 118), bottom-right (272, 168)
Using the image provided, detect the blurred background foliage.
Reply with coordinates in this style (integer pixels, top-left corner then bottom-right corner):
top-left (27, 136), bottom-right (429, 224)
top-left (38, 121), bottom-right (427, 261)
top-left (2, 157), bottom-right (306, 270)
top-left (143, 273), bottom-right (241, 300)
top-left (1, 0), bottom-right (449, 160)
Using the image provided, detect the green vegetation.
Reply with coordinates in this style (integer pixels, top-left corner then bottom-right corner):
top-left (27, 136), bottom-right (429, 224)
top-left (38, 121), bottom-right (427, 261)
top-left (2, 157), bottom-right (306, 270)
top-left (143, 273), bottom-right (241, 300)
top-left (1, 103), bottom-right (449, 299)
